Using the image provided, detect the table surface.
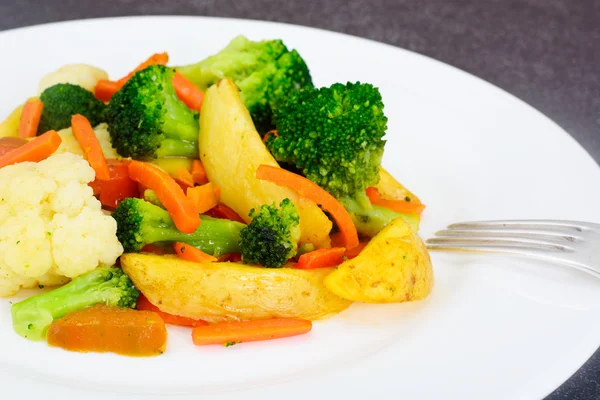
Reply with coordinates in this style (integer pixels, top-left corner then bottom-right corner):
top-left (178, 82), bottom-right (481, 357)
top-left (1, 0), bottom-right (598, 398)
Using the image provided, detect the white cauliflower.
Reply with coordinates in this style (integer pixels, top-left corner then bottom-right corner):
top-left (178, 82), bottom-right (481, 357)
top-left (37, 64), bottom-right (109, 94)
top-left (55, 123), bottom-right (119, 159)
top-left (0, 153), bottom-right (123, 297)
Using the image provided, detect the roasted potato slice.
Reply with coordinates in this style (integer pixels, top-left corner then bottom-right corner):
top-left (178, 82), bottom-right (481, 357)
top-left (121, 253), bottom-right (352, 323)
top-left (375, 167), bottom-right (421, 204)
top-left (199, 78), bottom-right (332, 248)
top-left (324, 217), bottom-right (433, 303)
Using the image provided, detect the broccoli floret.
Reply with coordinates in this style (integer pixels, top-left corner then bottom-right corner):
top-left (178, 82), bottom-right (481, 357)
top-left (38, 83), bottom-right (106, 134)
top-left (112, 197), bottom-right (244, 255)
top-left (106, 65), bottom-right (199, 159)
top-left (176, 35), bottom-right (313, 133)
top-left (239, 198), bottom-right (300, 268)
top-left (11, 267), bottom-right (139, 341)
top-left (341, 197), bottom-right (420, 237)
top-left (266, 82), bottom-right (394, 236)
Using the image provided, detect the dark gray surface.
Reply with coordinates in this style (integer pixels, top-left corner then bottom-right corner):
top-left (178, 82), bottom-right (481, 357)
top-left (1, 0), bottom-right (598, 398)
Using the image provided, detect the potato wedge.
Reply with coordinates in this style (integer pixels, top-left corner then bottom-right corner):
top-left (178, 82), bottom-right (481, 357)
top-left (324, 217), bottom-right (433, 303)
top-left (121, 253), bottom-right (352, 323)
top-left (199, 78), bottom-right (332, 248)
top-left (375, 167), bottom-right (421, 204)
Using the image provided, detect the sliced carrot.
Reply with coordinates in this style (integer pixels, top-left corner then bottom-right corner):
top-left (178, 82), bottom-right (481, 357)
top-left (89, 159), bottom-right (139, 207)
top-left (0, 130), bottom-right (62, 168)
top-left (172, 72), bottom-right (204, 112)
top-left (187, 182), bottom-right (220, 214)
top-left (262, 130), bottom-right (278, 143)
top-left (366, 187), bottom-right (425, 215)
top-left (192, 318), bottom-right (312, 346)
top-left (71, 114), bottom-right (110, 181)
top-left (190, 159), bottom-right (209, 185)
top-left (18, 99), bottom-right (44, 138)
top-left (174, 167), bottom-right (195, 190)
top-left (46, 305), bottom-right (167, 357)
top-left (137, 294), bottom-right (208, 327)
top-left (173, 242), bottom-right (217, 263)
top-left (256, 164), bottom-right (359, 250)
top-left (94, 80), bottom-right (121, 102)
top-left (204, 203), bottom-right (247, 224)
top-left (128, 161), bottom-right (200, 233)
top-left (117, 52), bottom-right (169, 86)
top-left (344, 241), bottom-right (368, 259)
top-left (0, 136), bottom-right (27, 157)
top-left (296, 247), bottom-right (346, 269)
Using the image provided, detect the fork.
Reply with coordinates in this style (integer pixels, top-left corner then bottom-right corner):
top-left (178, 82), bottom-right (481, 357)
top-left (426, 220), bottom-right (600, 278)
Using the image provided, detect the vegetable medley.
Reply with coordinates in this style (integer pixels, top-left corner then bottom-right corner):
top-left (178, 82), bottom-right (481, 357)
top-left (0, 35), bottom-right (433, 356)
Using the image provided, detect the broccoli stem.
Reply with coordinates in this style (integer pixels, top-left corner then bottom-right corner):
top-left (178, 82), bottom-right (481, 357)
top-left (155, 138), bottom-right (199, 158)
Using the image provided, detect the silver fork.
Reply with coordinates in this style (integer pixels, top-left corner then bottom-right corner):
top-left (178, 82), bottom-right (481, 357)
top-left (426, 220), bottom-right (600, 278)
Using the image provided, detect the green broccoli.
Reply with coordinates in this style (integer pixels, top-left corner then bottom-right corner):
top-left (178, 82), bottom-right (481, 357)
top-left (266, 82), bottom-right (417, 236)
top-left (176, 35), bottom-right (313, 133)
top-left (239, 198), bottom-right (300, 268)
top-left (106, 65), bottom-right (199, 159)
top-left (112, 197), bottom-right (244, 255)
top-left (38, 83), bottom-right (106, 134)
top-left (11, 267), bottom-right (139, 341)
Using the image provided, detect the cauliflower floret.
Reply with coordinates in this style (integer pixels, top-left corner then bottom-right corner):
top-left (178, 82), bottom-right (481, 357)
top-left (56, 123), bottom-right (119, 159)
top-left (0, 153), bottom-right (124, 296)
top-left (37, 64), bottom-right (109, 94)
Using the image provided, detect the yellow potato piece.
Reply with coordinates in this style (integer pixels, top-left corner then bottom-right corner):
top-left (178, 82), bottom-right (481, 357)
top-left (121, 253), bottom-right (352, 323)
top-left (199, 78), bottom-right (332, 247)
top-left (375, 167), bottom-right (422, 204)
top-left (324, 218), bottom-right (433, 303)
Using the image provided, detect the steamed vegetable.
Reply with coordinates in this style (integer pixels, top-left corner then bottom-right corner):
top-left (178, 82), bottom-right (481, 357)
top-left (55, 122), bottom-right (120, 159)
top-left (37, 64), bottom-right (108, 94)
top-left (0, 153), bottom-right (124, 297)
top-left (120, 253), bottom-right (352, 323)
top-left (0, 130), bottom-right (62, 168)
top-left (198, 78), bottom-right (332, 248)
top-left (177, 35), bottom-right (313, 132)
top-left (11, 267), bottom-right (139, 341)
top-left (324, 217), bottom-right (433, 303)
top-left (18, 98), bottom-right (44, 138)
top-left (106, 65), bottom-right (199, 159)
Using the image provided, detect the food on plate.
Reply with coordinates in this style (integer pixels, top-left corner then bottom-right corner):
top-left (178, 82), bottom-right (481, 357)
top-left (11, 267), bottom-right (139, 340)
top-left (324, 217), bottom-right (433, 303)
top-left (1, 35), bottom-right (432, 355)
top-left (120, 253), bottom-right (352, 323)
top-left (0, 153), bottom-right (123, 297)
top-left (199, 78), bottom-right (332, 248)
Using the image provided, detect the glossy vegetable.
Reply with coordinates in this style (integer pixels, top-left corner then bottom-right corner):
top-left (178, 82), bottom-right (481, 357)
top-left (120, 253), bottom-right (352, 323)
top-left (137, 295), bottom-right (208, 327)
top-left (0, 130), bottom-right (62, 168)
top-left (375, 167), bottom-right (422, 204)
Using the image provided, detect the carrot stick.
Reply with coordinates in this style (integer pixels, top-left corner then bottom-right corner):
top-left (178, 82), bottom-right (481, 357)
top-left (0, 130), bottom-right (62, 168)
top-left (344, 242), bottom-right (368, 259)
top-left (137, 294), bottom-right (208, 327)
top-left (117, 52), bottom-right (169, 86)
top-left (191, 318), bottom-right (312, 346)
top-left (187, 182), bottom-right (220, 214)
top-left (18, 99), bottom-right (44, 138)
top-left (172, 72), bottom-right (204, 112)
top-left (256, 164), bottom-right (359, 250)
top-left (173, 242), bottom-right (217, 263)
top-left (204, 202), bottom-right (247, 224)
top-left (174, 167), bottom-right (195, 190)
top-left (94, 80), bottom-right (121, 102)
top-left (366, 187), bottom-right (425, 215)
top-left (296, 247), bottom-right (346, 269)
top-left (46, 305), bottom-right (167, 357)
top-left (190, 159), bottom-right (208, 185)
top-left (71, 114), bottom-right (110, 181)
top-left (128, 161), bottom-right (201, 233)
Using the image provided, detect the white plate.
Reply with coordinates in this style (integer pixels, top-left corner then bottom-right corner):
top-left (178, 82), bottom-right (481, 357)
top-left (2, 16), bottom-right (600, 400)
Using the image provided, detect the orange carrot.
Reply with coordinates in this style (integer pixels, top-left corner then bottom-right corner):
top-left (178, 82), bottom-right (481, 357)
top-left (46, 305), bottom-right (167, 357)
top-left (173, 242), bottom-right (217, 263)
top-left (262, 130), bottom-right (278, 143)
top-left (256, 165), bottom-right (359, 250)
top-left (0, 130), bottom-right (62, 168)
top-left (344, 242), bottom-right (368, 259)
top-left (187, 182), bottom-right (220, 214)
top-left (366, 187), bottom-right (425, 215)
top-left (117, 52), bottom-right (169, 86)
top-left (296, 247), bottom-right (346, 269)
top-left (88, 159), bottom-right (139, 207)
top-left (0, 136), bottom-right (27, 157)
top-left (18, 99), bottom-right (44, 138)
top-left (71, 114), bottom-right (110, 181)
top-left (137, 295), bottom-right (209, 327)
top-left (174, 167), bottom-right (195, 189)
top-left (192, 318), bottom-right (312, 346)
top-left (172, 72), bottom-right (204, 112)
top-left (94, 80), bottom-right (121, 102)
top-left (190, 159), bottom-right (208, 185)
top-left (128, 161), bottom-right (201, 233)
